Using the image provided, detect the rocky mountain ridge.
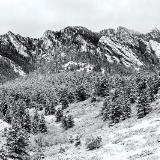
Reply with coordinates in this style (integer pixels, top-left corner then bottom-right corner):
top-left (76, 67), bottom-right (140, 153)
top-left (1, 26), bottom-right (160, 82)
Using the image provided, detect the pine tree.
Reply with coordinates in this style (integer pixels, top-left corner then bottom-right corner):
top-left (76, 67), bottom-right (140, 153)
top-left (61, 115), bottom-right (74, 130)
top-left (15, 100), bottom-right (26, 120)
top-left (50, 102), bottom-right (56, 115)
top-left (45, 105), bottom-right (50, 116)
top-left (137, 92), bottom-right (152, 119)
top-left (39, 114), bottom-right (47, 133)
top-left (6, 117), bottom-right (30, 160)
top-left (101, 97), bottom-right (112, 121)
top-left (102, 97), bottom-right (120, 126)
top-left (4, 108), bottom-right (12, 124)
top-left (75, 85), bottom-right (88, 102)
top-left (22, 110), bottom-right (31, 133)
top-left (32, 110), bottom-right (40, 134)
top-left (45, 102), bottom-right (56, 115)
top-left (102, 89), bottom-right (131, 126)
top-left (61, 99), bottom-right (69, 110)
top-left (59, 89), bottom-right (69, 110)
top-left (120, 92), bottom-right (131, 120)
top-left (94, 78), bottom-right (109, 97)
top-left (111, 101), bottom-right (123, 124)
top-left (136, 78), bottom-right (147, 96)
top-left (55, 109), bottom-right (63, 122)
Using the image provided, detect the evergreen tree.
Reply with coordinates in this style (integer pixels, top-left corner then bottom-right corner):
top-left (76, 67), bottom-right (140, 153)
top-left (45, 102), bottom-right (56, 115)
top-left (61, 115), bottom-right (74, 130)
top-left (59, 89), bottom-right (69, 110)
top-left (67, 91), bottom-right (75, 103)
top-left (120, 89), bottom-right (131, 120)
top-left (50, 102), bottom-right (56, 114)
top-left (101, 97), bottom-right (113, 121)
top-left (39, 114), bottom-right (47, 133)
top-left (146, 87), bottom-right (155, 103)
top-left (15, 100), bottom-right (26, 120)
top-left (137, 92), bottom-right (152, 119)
top-left (102, 97), bottom-right (121, 126)
top-left (75, 85), bottom-right (88, 102)
top-left (32, 110), bottom-right (40, 134)
top-left (111, 101), bottom-right (123, 124)
top-left (136, 78), bottom-right (147, 95)
top-left (102, 88), bottom-right (131, 126)
top-left (121, 97), bottom-right (131, 120)
top-left (55, 109), bottom-right (63, 122)
top-left (61, 99), bottom-right (69, 110)
top-left (6, 117), bottom-right (30, 160)
top-left (22, 110), bottom-right (31, 133)
top-left (44, 106), bottom-right (50, 116)
top-left (2, 104), bottom-right (8, 117)
top-left (4, 108), bottom-right (12, 124)
top-left (94, 78), bottom-right (109, 97)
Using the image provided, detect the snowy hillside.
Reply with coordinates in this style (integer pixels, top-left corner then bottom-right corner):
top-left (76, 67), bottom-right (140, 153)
top-left (41, 97), bottom-right (160, 160)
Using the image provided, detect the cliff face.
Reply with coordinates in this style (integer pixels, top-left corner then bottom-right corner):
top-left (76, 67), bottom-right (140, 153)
top-left (1, 26), bottom-right (160, 82)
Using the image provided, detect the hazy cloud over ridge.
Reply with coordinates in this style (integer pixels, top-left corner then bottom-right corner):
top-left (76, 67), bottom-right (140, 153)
top-left (0, 0), bottom-right (159, 37)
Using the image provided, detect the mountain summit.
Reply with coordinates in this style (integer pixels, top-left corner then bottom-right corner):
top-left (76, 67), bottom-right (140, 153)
top-left (1, 26), bottom-right (160, 82)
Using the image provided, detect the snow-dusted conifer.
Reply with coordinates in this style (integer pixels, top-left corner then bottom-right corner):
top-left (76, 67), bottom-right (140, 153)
top-left (32, 109), bottom-right (40, 134)
top-left (39, 114), bottom-right (47, 133)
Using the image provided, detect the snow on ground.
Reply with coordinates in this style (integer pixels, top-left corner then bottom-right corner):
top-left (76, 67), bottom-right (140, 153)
top-left (63, 61), bottom-right (93, 72)
top-left (1, 96), bottom-right (160, 159)
top-left (42, 97), bottom-right (160, 160)
top-left (149, 40), bottom-right (160, 59)
top-left (0, 119), bottom-right (10, 148)
top-left (105, 54), bottom-right (114, 63)
top-left (63, 61), bottom-right (79, 68)
top-left (11, 63), bottom-right (26, 76)
top-left (0, 119), bottom-right (10, 132)
top-left (81, 41), bottom-right (88, 52)
top-left (42, 38), bottom-right (53, 50)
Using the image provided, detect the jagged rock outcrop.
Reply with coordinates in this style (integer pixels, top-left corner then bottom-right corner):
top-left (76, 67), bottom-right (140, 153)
top-left (1, 26), bottom-right (160, 82)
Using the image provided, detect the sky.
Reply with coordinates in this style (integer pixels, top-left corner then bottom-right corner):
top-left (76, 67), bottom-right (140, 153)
top-left (0, 0), bottom-right (160, 37)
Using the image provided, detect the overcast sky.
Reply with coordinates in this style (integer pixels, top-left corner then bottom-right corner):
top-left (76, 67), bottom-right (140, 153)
top-left (0, 0), bottom-right (160, 37)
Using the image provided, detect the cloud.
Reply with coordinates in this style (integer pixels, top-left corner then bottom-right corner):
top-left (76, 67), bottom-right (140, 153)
top-left (0, 0), bottom-right (159, 37)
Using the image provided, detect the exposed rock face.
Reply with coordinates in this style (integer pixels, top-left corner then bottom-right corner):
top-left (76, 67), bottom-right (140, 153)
top-left (1, 26), bottom-right (160, 82)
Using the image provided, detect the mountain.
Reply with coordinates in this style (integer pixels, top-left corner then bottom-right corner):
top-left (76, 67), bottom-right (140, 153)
top-left (1, 26), bottom-right (160, 82)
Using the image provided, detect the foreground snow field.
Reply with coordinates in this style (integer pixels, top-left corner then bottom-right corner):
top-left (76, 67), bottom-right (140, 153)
top-left (31, 96), bottom-right (160, 160)
top-left (1, 96), bottom-right (160, 159)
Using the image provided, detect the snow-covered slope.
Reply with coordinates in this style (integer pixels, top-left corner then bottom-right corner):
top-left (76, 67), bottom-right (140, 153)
top-left (38, 96), bottom-right (160, 160)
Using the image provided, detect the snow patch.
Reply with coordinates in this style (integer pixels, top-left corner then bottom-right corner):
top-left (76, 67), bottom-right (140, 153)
top-left (10, 62), bottom-right (26, 76)
top-left (61, 52), bottom-right (66, 57)
top-left (149, 40), bottom-right (160, 58)
top-left (81, 41), bottom-right (87, 52)
top-left (105, 54), bottom-right (114, 63)
top-left (63, 61), bottom-right (79, 68)
top-left (85, 64), bottom-right (93, 72)
top-left (42, 39), bottom-right (53, 50)
top-left (102, 68), bottom-right (105, 74)
top-left (0, 119), bottom-right (10, 132)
